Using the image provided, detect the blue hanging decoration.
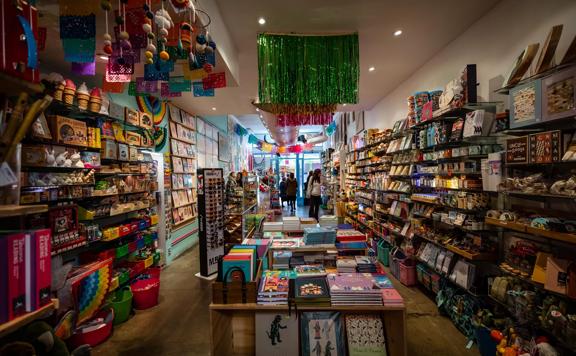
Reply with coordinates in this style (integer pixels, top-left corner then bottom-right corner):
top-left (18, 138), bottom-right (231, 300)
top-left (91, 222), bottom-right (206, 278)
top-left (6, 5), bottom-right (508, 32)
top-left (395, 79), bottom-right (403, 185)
top-left (59, 13), bottom-right (96, 63)
top-left (192, 81), bottom-right (214, 97)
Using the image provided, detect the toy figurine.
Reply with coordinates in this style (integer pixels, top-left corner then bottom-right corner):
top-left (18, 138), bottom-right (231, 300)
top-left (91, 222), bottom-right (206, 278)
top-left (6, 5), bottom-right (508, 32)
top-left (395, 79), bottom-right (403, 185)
top-left (55, 151), bottom-right (67, 167)
top-left (70, 152), bottom-right (84, 168)
top-left (46, 147), bottom-right (56, 166)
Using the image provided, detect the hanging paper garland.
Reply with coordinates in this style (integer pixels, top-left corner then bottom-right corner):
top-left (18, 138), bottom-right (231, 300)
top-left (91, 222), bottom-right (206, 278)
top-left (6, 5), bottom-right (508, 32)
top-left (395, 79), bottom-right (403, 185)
top-left (153, 126), bottom-right (168, 151)
top-left (136, 95), bottom-right (168, 125)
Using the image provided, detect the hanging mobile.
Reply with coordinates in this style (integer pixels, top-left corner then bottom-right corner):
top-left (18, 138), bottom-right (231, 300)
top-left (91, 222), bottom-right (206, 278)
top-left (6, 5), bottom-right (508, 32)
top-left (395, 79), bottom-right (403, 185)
top-left (155, 0), bottom-right (173, 61)
top-left (143, 0), bottom-right (156, 64)
top-left (101, 1), bottom-right (113, 55)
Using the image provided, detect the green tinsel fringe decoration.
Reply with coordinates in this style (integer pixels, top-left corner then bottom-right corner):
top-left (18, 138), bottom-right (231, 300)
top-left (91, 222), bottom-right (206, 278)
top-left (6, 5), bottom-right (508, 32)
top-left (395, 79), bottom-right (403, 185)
top-left (258, 33), bottom-right (359, 106)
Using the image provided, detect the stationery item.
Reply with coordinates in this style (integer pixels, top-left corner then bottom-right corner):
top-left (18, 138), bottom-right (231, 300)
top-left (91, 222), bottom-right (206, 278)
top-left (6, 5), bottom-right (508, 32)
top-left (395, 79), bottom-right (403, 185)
top-left (535, 25), bottom-right (563, 74)
top-left (25, 229), bottom-right (52, 311)
top-left (300, 312), bottom-right (345, 356)
top-left (295, 277), bottom-right (331, 306)
top-left (504, 43), bottom-right (540, 87)
top-left (345, 314), bottom-right (387, 356)
top-left (0, 233), bottom-right (27, 321)
top-left (294, 264), bottom-right (327, 277)
top-left (255, 312), bottom-right (299, 356)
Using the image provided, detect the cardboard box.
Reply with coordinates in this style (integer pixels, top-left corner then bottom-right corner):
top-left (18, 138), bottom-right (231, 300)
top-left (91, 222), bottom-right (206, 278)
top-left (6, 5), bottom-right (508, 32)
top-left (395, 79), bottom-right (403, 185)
top-left (49, 115), bottom-right (87, 147)
top-left (118, 143), bottom-right (129, 161)
top-left (506, 136), bottom-right (529, 164)
top-left (101, 140), bottom-right (117, 160)
top-left (25, 229), bottom-right (52, 311)
top-left (87, 127), bottom-right (101, 149)
top-left (529, 130), bottom-right (562, 163)
top-left (108, 102), bottom-right (124, 121)
top-left (129, 146), bottom-right (138, 162)
top-left (81, 151), bottom-right (101, 168)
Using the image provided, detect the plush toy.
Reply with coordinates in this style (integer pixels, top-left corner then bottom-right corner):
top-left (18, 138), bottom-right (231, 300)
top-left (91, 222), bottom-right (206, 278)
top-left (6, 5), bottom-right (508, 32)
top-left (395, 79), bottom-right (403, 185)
top-left (24, 321), bottom-right (70, 356)
top-left (55, 151), bottom-right (67, 167)
top-left (70, 152), bottom-right (84, 168)
top-left (0, 341), bottom-right (36, 356)
top-left (46, 148), bottom-right (56, 166)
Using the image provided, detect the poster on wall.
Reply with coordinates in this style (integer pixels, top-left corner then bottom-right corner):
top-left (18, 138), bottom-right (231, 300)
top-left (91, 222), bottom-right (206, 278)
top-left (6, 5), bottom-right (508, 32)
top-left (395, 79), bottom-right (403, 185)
top-left (197, 168), bottom-right (225, 277)
top-left (218, 132), bottom-right (229, 162)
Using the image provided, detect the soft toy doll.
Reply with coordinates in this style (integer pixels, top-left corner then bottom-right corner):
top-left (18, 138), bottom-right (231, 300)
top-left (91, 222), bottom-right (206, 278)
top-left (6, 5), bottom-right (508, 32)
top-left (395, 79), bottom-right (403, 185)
top-left (0, 341), bottom-right (36, 356)
top-left (24, 321), bottom-right (70, 356)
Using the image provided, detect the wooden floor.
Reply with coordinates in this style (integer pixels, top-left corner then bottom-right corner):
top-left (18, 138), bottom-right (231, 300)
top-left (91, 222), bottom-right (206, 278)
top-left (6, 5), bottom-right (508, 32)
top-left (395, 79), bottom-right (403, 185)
top-left (94, 207), bottom-right (479, 356)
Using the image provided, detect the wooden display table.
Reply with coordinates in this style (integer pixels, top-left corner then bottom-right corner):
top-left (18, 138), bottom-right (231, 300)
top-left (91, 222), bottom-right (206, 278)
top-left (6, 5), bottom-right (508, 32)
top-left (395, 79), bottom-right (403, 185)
top-left (210, 303), bottom-right (407, 356)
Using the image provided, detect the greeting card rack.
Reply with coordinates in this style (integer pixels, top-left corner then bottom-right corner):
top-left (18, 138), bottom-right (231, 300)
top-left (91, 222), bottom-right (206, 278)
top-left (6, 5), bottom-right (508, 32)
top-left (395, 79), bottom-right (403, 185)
top-left (197, 168), bottom-right (225, 277)
top-left (168, 105), bottom-right (198, 229)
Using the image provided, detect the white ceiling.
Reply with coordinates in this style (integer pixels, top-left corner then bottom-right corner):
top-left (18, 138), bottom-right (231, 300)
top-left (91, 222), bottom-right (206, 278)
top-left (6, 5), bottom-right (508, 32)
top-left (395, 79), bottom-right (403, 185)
top-left (37, 0), bottom-right (502, 132)
top-left (173, 0), bottom-right (501, 118)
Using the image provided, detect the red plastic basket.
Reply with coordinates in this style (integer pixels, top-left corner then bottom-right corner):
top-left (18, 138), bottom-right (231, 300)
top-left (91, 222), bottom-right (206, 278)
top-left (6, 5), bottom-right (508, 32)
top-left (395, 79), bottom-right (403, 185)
top-left (131, 278), bottom-right (160, 309)
top-left (68, 308), bottom-right (114, 348)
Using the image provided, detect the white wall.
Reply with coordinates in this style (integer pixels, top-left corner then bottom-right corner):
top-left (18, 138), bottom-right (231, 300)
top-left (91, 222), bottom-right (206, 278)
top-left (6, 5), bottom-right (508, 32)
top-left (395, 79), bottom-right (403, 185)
top-left (365, 0), bottom-right (576, 129)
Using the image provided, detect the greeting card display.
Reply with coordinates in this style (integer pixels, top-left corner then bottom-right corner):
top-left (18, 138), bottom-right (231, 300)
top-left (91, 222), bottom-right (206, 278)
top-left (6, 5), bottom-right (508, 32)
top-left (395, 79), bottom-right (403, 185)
top-left (255, 313), bottom-right (299, 356)
top-left (528, 130), bottom-right (562, 164)
top-left (345, 314), bottom-right (387, 356)
top-left (506, 136), bottom-right (529, 164)
top-left (300, 312), bottom-right (345, 356)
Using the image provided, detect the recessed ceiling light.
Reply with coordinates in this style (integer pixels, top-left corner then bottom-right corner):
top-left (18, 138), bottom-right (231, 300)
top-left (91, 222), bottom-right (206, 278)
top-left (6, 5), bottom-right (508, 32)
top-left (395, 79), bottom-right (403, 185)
top-left (99, 55), bottom-right (109, 60)
top-left (394, 30), bottom-right (403, 37)
top-left (211, 107), bottom-right (216, 111)
top-left (369, 67), bottom-right (375, 72)
top-left (258, 17), bottom-right (266, 25)
top-left (343, 104), bottom-right (347, 107)
top-left (260, 115), bottom-right (263, 119)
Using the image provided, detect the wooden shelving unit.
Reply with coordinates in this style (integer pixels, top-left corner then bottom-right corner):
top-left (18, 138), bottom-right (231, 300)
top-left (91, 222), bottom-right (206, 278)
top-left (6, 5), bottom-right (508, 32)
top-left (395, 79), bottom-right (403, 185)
top-left (0, 299), bottom-right (59, 338)
top-left (0, 204), bottom-right (48, 217)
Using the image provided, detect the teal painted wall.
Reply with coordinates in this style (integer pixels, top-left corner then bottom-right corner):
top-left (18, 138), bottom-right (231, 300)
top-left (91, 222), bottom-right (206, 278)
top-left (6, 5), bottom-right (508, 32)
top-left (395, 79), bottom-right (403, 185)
top-left (106, 93), bottom-right (198, 265)
top-left (203, 115), bottom-right (228, 133)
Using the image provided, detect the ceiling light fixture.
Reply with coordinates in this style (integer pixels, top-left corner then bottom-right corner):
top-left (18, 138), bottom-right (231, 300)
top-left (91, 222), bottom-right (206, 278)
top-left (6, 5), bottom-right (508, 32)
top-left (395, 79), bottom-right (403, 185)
top-left (394, 30), bottom-right (403, 37)
top-left (369, 66), bottom-right (375, 72)
top-left (343, 104), bottom-right (347, 107)
top-left (258, 17), bottom-right (266, 25)
top-left (211, 107), bottom-right (216, 111)
top-left (99, 55), bottom-right (109, 60)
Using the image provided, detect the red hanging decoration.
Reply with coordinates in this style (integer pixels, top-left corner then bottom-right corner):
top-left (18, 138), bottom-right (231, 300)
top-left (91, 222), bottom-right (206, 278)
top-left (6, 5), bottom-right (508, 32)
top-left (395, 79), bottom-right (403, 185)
top-left (202, 72), bottom-right (226, 90)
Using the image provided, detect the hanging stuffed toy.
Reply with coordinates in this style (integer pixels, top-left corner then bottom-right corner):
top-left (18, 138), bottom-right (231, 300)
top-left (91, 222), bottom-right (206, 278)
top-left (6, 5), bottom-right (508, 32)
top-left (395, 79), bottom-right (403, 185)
top-left (142, 0), bottom-right (156, 64)
top-left (154, 6), bottom-right (174, 61)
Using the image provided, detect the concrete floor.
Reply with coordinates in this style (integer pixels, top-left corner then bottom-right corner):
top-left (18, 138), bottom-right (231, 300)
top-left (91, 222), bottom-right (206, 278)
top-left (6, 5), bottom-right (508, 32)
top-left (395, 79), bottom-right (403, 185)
top-left (94, 206), bottom-right (479, 356)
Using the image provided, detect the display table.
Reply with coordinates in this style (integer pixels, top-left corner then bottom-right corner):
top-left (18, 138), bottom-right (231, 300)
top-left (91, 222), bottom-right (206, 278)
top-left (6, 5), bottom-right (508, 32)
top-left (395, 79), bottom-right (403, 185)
top-left (209, 303), bottom-right (407, 356)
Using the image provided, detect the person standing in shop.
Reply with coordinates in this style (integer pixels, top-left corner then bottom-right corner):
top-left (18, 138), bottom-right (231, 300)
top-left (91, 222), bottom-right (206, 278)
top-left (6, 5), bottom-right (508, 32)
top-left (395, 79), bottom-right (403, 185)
top-left (279, 176), bottom-right (287, 208)
top-left (285, 173), bottom-right (298, 213)
top-left (307, 169), bottom-right (323, 221)
top-left (304, 170), bottom-right (313, 206)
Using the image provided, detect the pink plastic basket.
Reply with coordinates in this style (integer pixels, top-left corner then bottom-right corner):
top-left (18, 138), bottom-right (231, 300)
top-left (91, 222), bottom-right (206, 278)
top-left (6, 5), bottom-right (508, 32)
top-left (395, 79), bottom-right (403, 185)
top-left (131, 278), bottom-right (160, 309)
top-left (399, 259), bottom-right (417, 286)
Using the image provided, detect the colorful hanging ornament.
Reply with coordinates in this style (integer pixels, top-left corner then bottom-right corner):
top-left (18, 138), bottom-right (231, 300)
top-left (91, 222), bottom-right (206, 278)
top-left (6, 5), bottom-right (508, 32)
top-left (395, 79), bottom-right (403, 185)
top-left (136, 95), bottom-right (167, 125)
top-left (155, 6), bottom-right (173, 61)
top-left (59, 0), bottom-right (98, 63)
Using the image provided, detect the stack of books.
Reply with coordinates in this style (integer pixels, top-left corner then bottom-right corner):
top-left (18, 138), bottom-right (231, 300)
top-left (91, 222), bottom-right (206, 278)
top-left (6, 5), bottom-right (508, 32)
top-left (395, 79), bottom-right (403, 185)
top-left (263, 221), bottom-right (283, 232)
top-left (262, 231), bottom-right (284, 239)
top-left (319, 215), bottom-right (338, 228)
top-left (289, 255), bottom-right (305, 268)
top-left (355, 256), bottom-right (378, 273)
top-left (336, 257), bottom-right (358, 273)
top-left (222, 245), bottom-right (258, 282)
top-left (336, 229), bottom-right (366, 243)
top-left (273, 250), bottom-right (292, 269)
top-left (294, 264), bottom-right (327, 278)
top-left (299, 217), bottom-right (317, 227)
top-left (381, 288), bottom-right (404, 307)
top-left (242, 238), bottom-right (270, 259)
top-left (303, 227), bottom-right (337, 245)
top-left (270, 237), bottom-right (301, 249)
top-left (294, 276), bottom-right (331, 306)
top-left (370, 274), bottom-right (394, 289)
top-left (257, 270), bottom-right (293, 305)
top-left (326, 273), bottom-right (383, 306)
top-left (283, 216), bottom-right (301, 231)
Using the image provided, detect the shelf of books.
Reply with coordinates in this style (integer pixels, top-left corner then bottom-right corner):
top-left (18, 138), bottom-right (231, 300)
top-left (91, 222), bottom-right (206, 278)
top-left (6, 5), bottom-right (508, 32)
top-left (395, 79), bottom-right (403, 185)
top-left (211, 222), bottom-right (407, 356)
top-left (168, 106), bottom-right (198, 228)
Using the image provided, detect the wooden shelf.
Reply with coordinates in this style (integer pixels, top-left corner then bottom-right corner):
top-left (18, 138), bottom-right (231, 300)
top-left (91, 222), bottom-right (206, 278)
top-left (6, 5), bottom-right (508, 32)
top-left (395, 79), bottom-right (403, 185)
top-left (410, 196), bottom-right (439, 205)
top-left (172, 215), bottom-right (198, 229)
top-left (0, 204), bottom-right (48, 217)
top-left (485, 217), bottom-right (576, 244)
top-left (170, 136), bottom-right (195, 145)
top-left (0, 73), bottom-right (43, 94)
top-left (0, 299), bottom-right (59, 338)
top-left (210, 303), bottom-right (405, 311)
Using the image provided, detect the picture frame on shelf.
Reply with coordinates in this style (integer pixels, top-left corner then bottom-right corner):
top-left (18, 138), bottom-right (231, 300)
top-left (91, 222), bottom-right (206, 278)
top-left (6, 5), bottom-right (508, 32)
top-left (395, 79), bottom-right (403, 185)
top-left (541, 67), bottom-right (576, 122)
top-left (509, 79), bottom-right (542, 129)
